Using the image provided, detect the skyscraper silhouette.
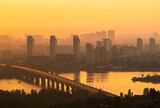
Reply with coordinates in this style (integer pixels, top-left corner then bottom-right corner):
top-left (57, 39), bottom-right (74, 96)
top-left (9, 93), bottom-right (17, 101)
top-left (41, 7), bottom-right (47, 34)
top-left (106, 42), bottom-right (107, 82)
top-left (103, 39), bottom-right (112, 51)
top-left (86, 43), bottom-right (94, 64)
top-left (73, 36), bottom-right (80, 62)
top-left (27, 36), bottom-right (34, 56)
top-left (50, 36), bottom-right (57, 61)
top-left (150, 38), bottom-right (156, 55)
top-left (137, 38), bottom-right (143, 55)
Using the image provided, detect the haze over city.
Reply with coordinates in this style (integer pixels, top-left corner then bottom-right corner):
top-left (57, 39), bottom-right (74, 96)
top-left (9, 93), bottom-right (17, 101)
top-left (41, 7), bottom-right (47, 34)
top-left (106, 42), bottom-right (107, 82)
top-left (1, 0), bottom-right (160, 108)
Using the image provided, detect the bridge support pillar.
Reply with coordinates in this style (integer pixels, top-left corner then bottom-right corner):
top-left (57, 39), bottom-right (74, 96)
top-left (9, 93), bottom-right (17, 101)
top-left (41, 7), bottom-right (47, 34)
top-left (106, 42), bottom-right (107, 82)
top-left (22, 75), bottom-right (25, 81)
top-left (71, 87), bottom-right (76, 94)
top-left (56, 82), bottom-right (59, 90)
top-left (61, 83), bottom-right (64, 92)
top-left (66, 85), bottom-right (70, 93)
top-left (52, 80), bottom-right (54, 89)
top-left (23, 76), bottom-right (26, 81)
top-left (35, 77), bottom-right (40, 86)
top-left (47, 79), bottom-right (50, 89)
top-left (29, 76), bottom-right (34, 84)
top-left (41, 78), bottom-right (46, 88)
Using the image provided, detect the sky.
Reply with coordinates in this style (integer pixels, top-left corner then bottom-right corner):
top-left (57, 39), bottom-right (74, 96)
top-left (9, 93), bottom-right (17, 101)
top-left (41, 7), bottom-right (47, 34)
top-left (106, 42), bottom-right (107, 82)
top-left (0, 0), bottom-right (160, 39)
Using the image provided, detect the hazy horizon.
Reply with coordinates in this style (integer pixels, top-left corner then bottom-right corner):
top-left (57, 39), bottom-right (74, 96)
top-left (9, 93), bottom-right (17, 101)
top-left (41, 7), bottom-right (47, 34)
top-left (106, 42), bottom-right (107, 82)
top-left (0, 0), bottom-right (160, 39)
top-left (0, 28), bottom-right (158, 40)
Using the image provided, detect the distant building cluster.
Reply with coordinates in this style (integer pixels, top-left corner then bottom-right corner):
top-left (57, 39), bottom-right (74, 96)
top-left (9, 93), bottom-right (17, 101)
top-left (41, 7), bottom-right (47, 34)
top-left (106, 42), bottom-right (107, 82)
top-left (27, 35), bottom-right (80, 64)
top-left (26, 30), bottom-right (114, 65)
top-left (80, 31), bottom-right (107, 45)
top-left (2, 31), bottom-right (160, 68)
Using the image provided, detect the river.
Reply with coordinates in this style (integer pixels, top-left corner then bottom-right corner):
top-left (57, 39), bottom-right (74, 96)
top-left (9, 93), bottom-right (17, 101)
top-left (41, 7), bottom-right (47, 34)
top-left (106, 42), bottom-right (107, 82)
top-left (0, 71), bottom-right (160, 95)
top-left (0, 79), bottom-right (41, 93)
top-left (58, 71), bottom-right (160, 95)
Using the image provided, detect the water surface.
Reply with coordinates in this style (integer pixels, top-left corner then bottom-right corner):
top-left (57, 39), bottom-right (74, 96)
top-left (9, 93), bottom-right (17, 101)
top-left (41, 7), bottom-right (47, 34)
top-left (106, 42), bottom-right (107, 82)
top-left (0, 71), bottom-right (159, 96)
top-left (0, 79), bottom-right (41, 93)
top-left (58, 71), bottom-right (160, 95)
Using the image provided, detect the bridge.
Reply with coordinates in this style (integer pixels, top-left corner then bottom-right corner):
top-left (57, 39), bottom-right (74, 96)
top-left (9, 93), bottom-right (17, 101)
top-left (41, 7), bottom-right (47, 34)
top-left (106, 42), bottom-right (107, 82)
top-left (0, 64), bottom-right (117, 97)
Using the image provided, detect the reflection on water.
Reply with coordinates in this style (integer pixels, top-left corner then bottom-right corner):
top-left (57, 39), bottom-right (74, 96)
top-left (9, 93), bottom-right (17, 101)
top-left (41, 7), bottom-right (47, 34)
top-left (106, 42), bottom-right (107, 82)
top-left (58, 71), bottom-right (160, 95)
top-left (0, 79), bottom-right (41, 93)
top-left (1, 71), bottom-right (160, 96)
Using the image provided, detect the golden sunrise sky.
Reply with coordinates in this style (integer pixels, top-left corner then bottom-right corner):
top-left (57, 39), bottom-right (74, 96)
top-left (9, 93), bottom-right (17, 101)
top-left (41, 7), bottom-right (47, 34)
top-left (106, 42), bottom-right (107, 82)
top-left (0, 0), bottom-right (160, 38)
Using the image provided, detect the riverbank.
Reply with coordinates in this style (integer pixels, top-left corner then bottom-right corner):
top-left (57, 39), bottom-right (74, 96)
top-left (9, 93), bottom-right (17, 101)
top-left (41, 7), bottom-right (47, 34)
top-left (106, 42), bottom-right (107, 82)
top-left (17, 64), bottom-right (160, 73)
top-left (132, 74), bottom-right (160, 84)
top-left (3, 62), bottom-right (160, 73)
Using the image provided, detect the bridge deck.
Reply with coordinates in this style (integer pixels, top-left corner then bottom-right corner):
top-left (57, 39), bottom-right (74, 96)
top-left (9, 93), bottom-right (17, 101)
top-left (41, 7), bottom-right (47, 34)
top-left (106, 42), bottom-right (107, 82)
top-left (0, 64), bottom-right (117, 97)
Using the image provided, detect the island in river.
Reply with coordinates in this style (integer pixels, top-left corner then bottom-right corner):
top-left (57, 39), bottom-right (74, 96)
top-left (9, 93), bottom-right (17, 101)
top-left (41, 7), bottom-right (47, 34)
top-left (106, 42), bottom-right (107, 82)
top-left (132, 74), bottom-right (160, 84)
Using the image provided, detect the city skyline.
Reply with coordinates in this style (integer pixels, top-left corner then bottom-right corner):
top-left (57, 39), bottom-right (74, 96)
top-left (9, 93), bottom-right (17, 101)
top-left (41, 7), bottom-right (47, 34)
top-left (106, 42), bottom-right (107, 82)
top-left (1, 0), bottom-right (160, 108)
top-left (0, 30), bottom-right (160, 46)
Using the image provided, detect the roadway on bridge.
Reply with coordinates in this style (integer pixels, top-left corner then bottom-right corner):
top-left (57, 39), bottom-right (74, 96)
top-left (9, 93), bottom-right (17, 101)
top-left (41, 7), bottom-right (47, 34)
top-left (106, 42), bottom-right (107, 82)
top-left (0, 64), bottom-right (117, 97)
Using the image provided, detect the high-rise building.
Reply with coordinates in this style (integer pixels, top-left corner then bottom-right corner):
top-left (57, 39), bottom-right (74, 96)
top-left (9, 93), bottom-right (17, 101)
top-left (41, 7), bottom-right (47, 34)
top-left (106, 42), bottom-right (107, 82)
top-left (50, 36), bottom-right (57, 60)
top-left (103, 39), bottom-right (112, 64)
top-left (103, 39), bottom-right (112, 51)
top-left (128, 45), bottom-right (137, 56)
top-left (73, 35), bottom-right (80, 62)
top-left (94, 47), bottom-right (106, 64)
top-left (150, 38), bottom-right (156, 54)
top-left (96, 41), bottom-right (103, 48)
top-left (111, 45), bottom-right (119, 58)
top-left (56, 46), bottom-right (72, 54)
top-left (27, 36), bottom-right (34, 56)
top-left (137, 38), bottom-right (143, 55)
top-left (80, 31), bottom-right (106, 45)
top-left (108, 30), bottom-right (115, 44)
top-left (86, 43), bottom-right (94, 64)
